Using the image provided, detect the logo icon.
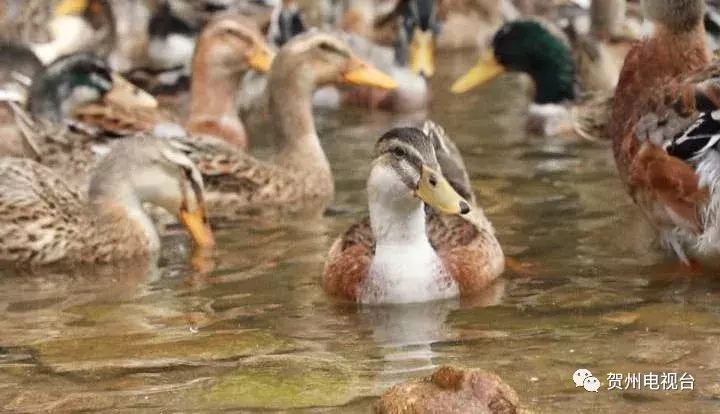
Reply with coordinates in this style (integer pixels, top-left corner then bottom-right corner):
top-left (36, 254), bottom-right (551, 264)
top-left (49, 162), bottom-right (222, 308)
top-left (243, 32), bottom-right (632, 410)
top-left (573, 369), bottom-right (600, 392)
top-left (573, 369), bottom-right (592, 387)
top-left (583, 376), bottom-right (601, 392)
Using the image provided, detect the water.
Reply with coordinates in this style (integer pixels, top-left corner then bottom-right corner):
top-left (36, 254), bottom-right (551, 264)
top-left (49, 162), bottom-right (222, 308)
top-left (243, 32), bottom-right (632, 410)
top-left (2, 55), bottom-right (720, 413)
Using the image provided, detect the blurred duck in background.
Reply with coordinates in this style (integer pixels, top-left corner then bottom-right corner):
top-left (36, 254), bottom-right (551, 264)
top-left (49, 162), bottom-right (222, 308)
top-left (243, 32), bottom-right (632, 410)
top-left (125, 0), bottom-right (275, 94)
top-left (1, 0), bottom-right (117, 65)
top-left (184, 13), bottom-right (274, 149)
top-left (0, 52), bottom-right (157, 183)
top-left (258, 0), bottom-right (439, 113)
top-left (450, 0), bottom-right (641, 140)
top-left (339, 0), bottom-right (440, 112)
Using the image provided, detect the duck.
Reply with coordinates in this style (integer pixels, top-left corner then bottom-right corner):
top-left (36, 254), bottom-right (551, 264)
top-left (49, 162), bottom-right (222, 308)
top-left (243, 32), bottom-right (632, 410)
top-left (0, 136), bottom-right (214, 266)
top-left (170, 32), bottom-right (398, 221)
top-left (323, 123), bottom-right (503, 304)
top-left (185, 13), bottom-right (274, 150)
top-left (131, 13), bottom-right (274, 150)
top-left (451, 18), bottom-right (614, 140)
top-left (609, 0), bottom-right (720, 267)
top-left (0, 52), bottom-right (157, 180)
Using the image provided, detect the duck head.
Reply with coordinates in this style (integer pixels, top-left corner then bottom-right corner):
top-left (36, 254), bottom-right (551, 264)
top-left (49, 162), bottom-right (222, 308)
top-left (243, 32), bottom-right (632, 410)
top-left (89, 136), bottom-right (215, 249)
top-left (451, 20), bottom-right (576, 105)
top-left (27, 53), bottom-right (156, 123)
top-left (370, 127), bottom-right (471, 217)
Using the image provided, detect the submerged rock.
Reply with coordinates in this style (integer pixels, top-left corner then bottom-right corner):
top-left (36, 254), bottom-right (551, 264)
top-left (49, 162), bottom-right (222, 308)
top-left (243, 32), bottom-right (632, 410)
top-left (203, 353), bottom-right (362, 409)
top-left (377, 366), bottom-right (527, 414)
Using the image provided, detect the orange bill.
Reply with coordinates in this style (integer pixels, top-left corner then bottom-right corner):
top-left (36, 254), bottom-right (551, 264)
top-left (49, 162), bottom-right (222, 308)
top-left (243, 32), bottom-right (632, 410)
top-left (55, 0), bottom-right (88, 15)
top-left (342, 58), bottom-right (398, 90)
top-left (179, 208), bottom-right (215, 248)
top-left (450, 48), bottom-right (505, 94)
top-left (247, 43), bottom-right (275, 73)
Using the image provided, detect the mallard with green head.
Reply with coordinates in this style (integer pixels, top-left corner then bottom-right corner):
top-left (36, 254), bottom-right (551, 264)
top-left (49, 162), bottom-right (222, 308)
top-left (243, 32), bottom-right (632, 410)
top-left (323, 124), bottom-right (503, 304)
top-left (451, 19), bottom-right (613, 141)
top-left (0, 52), bottom-right (158, 183)
top-left (0, 136), bottom-right (214, 266)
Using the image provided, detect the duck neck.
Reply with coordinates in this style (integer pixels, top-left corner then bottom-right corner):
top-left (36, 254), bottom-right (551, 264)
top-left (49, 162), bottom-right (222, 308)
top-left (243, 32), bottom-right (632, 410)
top-left (268, 67), bottom-right (327, 172)
top-left (612, 22), bottom-right (708, 165)
top-left (370, 197), bottom-right (430, 248)
top-left (645, 24), bottom-right (709, 79)
top-left (367, 165), bottom-right (430, 247)
top-left (188, 54), bottom-right (247, 147)
top-left (88, 180), bottom-right (160, 252)
top-left (364, 168), bottom-right (454, 304)
top-left (530, 66), bottom-right (576, 104)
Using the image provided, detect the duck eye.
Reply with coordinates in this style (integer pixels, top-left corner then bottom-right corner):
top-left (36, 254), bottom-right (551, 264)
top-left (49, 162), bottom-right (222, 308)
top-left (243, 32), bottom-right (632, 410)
top-left (391, 147), bottom-right (406, 157)
top-left (318, 42), bottom-right (336, 53)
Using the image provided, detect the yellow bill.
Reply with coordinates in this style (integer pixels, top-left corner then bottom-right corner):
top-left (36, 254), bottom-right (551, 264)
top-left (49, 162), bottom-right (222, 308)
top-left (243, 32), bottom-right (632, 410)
top-left (179, 208), bottom-right (216, 248)
top-left (415, 165), bottom-right (471, 215)
top-left (104, 73), bottom-right (158, 109)
top-left (55, 0), bottom-right (88, 16)
top-left (450, 48), bottom-right (506, 94)
top-left (342, 58), bottom-right (399, 90)
top-left (410, 28), bottom-right (434, 77)
top-left (247, 44), bottom-right (275, 73)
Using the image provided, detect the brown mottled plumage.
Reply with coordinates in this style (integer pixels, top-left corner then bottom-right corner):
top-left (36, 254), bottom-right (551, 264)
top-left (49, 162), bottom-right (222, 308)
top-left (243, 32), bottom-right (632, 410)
top-left (323, 123), bottom-right (503, 304)
top-left (610, 0), bottom-right (720, 264)
top-left (0, 136), bottom-right (212, 265)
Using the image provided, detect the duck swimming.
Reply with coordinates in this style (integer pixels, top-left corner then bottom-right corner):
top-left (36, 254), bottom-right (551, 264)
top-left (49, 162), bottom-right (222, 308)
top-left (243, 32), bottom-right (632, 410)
top-left (451, 18), bottom-right (613, 140)
top-left (323, 124), bottom-right (503, 304)
top-left (0, 136), bottom-right (213, 265)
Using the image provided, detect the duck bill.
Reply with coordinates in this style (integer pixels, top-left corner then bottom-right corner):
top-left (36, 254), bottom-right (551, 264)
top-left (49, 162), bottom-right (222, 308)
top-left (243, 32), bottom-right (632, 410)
top-left (409, 28), bottom-right (435, 78)
top-left (415, 165), bottom-right (471, 215)
top-left (342, 58), bottom-right (399, 90)
top-left (104, 73), bottom-right (158, 109)
top-left (450, 48), bottom-right (505, 94)
top-left (247, 44), bottom-right (275, 73)
top-left (179, 208), bottom-right (216, 248)
top-left (55, 0), bottom-right (88, 16)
